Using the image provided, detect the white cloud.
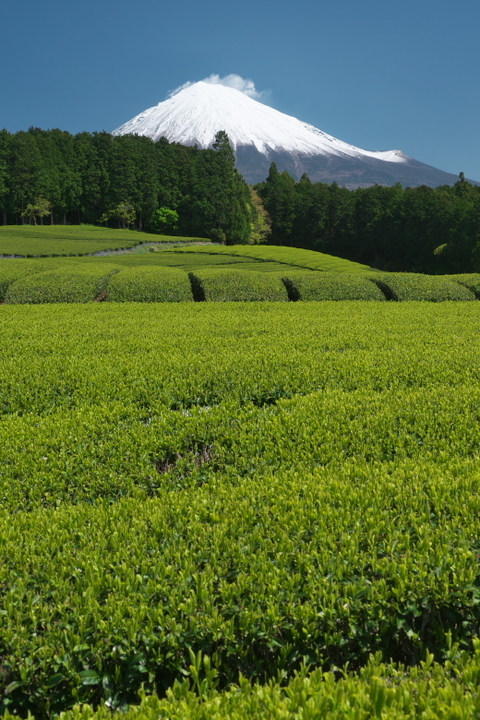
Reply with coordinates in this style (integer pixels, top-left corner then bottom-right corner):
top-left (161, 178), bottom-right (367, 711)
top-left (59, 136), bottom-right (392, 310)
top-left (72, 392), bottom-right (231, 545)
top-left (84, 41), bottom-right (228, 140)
top-left (168, 74), bottom-right (264, 100)
top-left (204, 74), bottom-right (263, 99)
top-left (167, 80), bottom-right (194, 97)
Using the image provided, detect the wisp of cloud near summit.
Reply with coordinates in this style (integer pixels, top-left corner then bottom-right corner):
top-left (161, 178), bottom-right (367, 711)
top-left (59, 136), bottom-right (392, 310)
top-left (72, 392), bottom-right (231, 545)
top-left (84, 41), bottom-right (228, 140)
top-left (168, 74), bottom-right (265, 101)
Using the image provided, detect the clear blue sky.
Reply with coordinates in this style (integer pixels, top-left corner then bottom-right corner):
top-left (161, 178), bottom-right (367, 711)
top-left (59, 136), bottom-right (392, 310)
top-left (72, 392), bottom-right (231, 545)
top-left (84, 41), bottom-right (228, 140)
top-left (2, 0), bottom-right (479, 180)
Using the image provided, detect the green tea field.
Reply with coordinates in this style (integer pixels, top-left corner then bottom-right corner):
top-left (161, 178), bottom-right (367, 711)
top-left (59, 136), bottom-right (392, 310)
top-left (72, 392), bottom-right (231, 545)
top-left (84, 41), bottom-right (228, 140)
top-left (1, 238), bottom-right (480, 303)
top-left (170, 243), bottom-right (374, 273)
top-left (0, 225), bottom-right (207, 258)
top-left (1, 301), bottom-right (480, 718)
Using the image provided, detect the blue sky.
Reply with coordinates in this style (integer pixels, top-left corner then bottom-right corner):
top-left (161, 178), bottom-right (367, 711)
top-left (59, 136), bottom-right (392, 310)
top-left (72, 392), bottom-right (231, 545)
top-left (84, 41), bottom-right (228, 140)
top-left (2, 0), bottom-right (479, 180)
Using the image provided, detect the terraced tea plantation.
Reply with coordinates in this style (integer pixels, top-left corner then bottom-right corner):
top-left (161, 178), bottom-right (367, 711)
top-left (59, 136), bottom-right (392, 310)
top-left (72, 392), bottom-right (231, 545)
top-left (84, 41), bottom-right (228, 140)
top-left (171, 243), bottom-right (374, 272)
top-left (1, 301), bottom-right (480, 718)
top-left (1, 241), bottom-right (480, 303)
top-left (0, 225), bottom-right (206, 258)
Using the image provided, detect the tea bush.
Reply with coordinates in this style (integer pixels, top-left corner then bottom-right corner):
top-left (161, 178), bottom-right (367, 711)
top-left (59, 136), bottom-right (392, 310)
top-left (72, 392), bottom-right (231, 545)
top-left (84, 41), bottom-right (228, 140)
top-left (1, 461), bottom-right (480, 715)
top-left (4, 264), bottom-right (120, 303)
top-left (107, 267), bottom-right (192, 302)
top-left (448, 273), bottom-right (480, 298)
top-left (189, 269), bottom-right (288, 301)
top-left (369, 272), bottom-right (476, 301)
top-left (282, 271), bottom-right (385, 301)
top-left (1, 302), bottom-right (480, 416)
top-left (0, 258), bottom-right (61, 300)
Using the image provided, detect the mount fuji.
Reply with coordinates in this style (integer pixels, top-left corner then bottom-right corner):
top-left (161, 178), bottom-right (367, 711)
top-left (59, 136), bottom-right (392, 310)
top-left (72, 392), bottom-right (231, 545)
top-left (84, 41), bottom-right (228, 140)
top-left (113, 80), bottom-right (475, 188)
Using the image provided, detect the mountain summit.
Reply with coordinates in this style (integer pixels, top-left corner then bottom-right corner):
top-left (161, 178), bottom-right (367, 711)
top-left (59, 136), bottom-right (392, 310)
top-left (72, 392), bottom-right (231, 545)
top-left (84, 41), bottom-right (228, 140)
top-left (113, 81), bottom-right (474, 188)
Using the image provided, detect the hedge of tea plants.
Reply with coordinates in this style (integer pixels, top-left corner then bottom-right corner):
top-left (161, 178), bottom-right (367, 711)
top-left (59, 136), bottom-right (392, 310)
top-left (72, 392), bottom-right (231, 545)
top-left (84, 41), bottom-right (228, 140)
top-left (1, 302), bottom-right (480, 717)
top-left (282, 271), bottom-right (385, 301)
top-left (3, 247), bottom-right (480, 304)
top-left (447, 273), bottom-right (480, 298)
top-left (188, 269), bottom-right (288, 301)
top-left (107, 266), bottom-right (193, 302)
top-left (369, 272), bottom-right (476, 301)
top-left (0, 258), bottom-right (63, 300)
top-left (4, 264), bottom-right (120, 303)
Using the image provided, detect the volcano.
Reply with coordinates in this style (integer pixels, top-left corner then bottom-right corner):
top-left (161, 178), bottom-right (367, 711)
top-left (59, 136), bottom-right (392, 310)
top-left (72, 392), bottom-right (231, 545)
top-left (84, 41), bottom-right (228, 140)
top-left (113, 81), bottom-right (476, 188)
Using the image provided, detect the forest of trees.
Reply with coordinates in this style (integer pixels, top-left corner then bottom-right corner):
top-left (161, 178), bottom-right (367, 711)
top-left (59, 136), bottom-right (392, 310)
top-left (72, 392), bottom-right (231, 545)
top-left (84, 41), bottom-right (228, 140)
top-left (258, 165), bottom-right (480, 274)
top-left (1, 126), bottom-right (480, 272)
top-left (0, 128), bottom-right (261, 243)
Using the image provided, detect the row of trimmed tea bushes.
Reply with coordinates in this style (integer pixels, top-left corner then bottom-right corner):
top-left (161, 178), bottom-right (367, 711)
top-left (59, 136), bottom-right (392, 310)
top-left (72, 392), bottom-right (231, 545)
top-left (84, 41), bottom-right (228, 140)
top-left (369, 272), bottom-right (477, 302)
top-left (188, 269), bottom-right (288, 301)
top-left (1, 465), bottom-right (480, 715)
top-left (19, 646), bottom-right (480, 720)
top-left (107, 267), bottom-right (192, 302)
top-left (2, 302), bottom-right (480, 416)
top-left (2, 383), bottom-right (480, 510)
top-left (103, 268), bottom-right (480, 303)
top-left (446, 273), bottom-right (480, 298)
top-left (0, 258), bottom-right (62, 300)
top-left (3, 266), bottom-right (384, 303)
top-left (4, 263), bottom-right (480, 303)
top-left (2, 264), bottom-right (379, 304)
top-left (4, 264), bottom-right (121, 303)
top-left (171, 244), bottom-right (373, 273)
top-left (282, 272), bottom-right (385, 301)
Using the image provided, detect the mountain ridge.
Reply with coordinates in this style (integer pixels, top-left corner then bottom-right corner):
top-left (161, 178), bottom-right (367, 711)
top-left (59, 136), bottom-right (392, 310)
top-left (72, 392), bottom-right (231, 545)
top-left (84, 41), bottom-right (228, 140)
top-left (113, 81), bottom-right (479, 188)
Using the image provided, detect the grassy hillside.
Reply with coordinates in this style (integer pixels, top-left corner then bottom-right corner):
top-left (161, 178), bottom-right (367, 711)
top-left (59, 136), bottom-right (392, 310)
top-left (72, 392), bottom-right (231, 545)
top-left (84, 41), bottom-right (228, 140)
top-left (0, 225), bottom-right (207, 257)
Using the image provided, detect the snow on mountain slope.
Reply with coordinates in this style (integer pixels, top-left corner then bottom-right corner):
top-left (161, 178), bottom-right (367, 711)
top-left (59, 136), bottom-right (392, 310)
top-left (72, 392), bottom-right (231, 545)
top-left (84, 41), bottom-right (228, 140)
top-left (113, 81), bottom-right (408, 165)
top-left (113, 79), bottom-right (479, 187)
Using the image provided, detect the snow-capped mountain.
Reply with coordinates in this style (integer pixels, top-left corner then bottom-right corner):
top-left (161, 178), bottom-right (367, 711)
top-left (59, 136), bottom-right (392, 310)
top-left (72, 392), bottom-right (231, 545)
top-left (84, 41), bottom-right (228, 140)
top-left (113, 81), bottom-right (476, 188)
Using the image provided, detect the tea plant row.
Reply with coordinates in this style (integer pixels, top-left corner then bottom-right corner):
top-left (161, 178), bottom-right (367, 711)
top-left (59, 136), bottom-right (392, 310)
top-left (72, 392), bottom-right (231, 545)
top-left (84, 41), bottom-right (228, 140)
top-left (1, 260), bottom-right (479, 303)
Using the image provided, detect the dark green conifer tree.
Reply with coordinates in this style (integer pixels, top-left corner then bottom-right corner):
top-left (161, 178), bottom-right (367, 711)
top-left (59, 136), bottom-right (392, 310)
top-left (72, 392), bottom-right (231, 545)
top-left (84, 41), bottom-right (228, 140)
top-left (0, 129), bottom-right (11, 225)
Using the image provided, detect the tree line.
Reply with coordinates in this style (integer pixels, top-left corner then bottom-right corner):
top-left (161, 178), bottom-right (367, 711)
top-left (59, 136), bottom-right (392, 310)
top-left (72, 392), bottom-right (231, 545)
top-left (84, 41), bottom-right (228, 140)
top-left (257, 165), bottom-right (480, 273)
top-left (2, 125), bottom-right (479, 271)
top-left (0, 128), bottom-right (269, 244)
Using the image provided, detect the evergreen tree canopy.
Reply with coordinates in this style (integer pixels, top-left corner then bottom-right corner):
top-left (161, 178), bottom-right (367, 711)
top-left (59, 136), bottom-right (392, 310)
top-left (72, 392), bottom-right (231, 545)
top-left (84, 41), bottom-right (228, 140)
top-left (257, 164), bottom-right (480, 273)
top-left (0, 128), bottom-right (258, 244)
top-left (1, 128), bottom-right (480, 271)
